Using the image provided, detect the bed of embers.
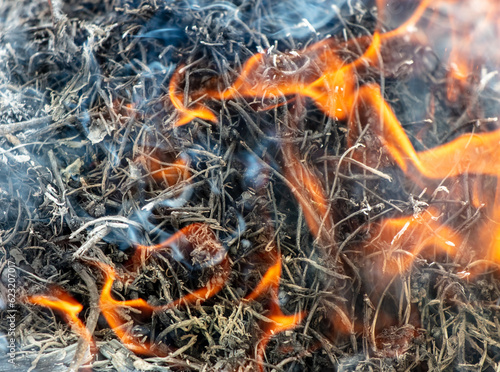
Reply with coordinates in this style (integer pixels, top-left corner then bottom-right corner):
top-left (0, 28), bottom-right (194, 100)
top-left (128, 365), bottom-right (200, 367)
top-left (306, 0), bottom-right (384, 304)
top-left (2, 0), bottom-right (500, 371)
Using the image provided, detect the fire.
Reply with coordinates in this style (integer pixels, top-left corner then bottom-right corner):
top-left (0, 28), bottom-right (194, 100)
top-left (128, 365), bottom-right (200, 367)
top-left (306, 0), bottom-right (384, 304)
top-left (25, 223), bottom-right (231, 358)
top-left (282, 142), bottom-right (334, 248)
top-left (244, 255), bottom-right (281, 302)
top-left (27, 0), bottom-right (500, 367)
top-left (26, 289), bottom-right (93, 345)
top-left (169, 65), bottom-right (218, 126)
top-left (136, 149), bottom-right (190, 186)
top-left (134, 223), bottom-right (228, 270)
top-left (353, 84), bottom-right (500, 181)
top-left (98, 233), bottom-right (306, 366)
top-left (98, 264), bottom-right (158, 355)
top-left (163, 1), bottom-right (500, 361)
top-left (98, 223), bottom-right (230, 355)
top-left (446, 14), bottom-right (470, 102)
top-left (365, 206), bottom-right (460, 274)
top-left (167, 0), bottom-right (440, 128)
top-left (97, 233), bottom-right (307, 366)
top-left (98, 260), bottom-right (230, 356)
top-left (165, 0), bottom-right (471, 263)
top-left (166, 0), bottom-right (500, 252)
top-left (255, 298), bottom-right (305, 372)
top-left (245, 254), bottom-right (305, 371)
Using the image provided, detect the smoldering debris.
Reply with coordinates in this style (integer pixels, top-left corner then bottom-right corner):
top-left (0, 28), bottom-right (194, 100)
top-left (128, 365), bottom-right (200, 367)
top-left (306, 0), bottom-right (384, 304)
top-left (2, 0), bottom-right (500, 371)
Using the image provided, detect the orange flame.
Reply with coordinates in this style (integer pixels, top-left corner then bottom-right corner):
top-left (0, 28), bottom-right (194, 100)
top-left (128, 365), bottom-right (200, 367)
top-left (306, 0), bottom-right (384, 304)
top-left (245, 255), bottom-right (305, 371)
top-left (353, 84), bottom-right (500, 182)
top-left (167, 0), bottom-right (439, 128)
top-left (134, 223), bottom-right (228, 272)
top-left (165, 1), bottom-right (500, 273)
top-left (256, 297), bottom-right (305, 372)
top-left (135, 222), bottom-right (214, 251)
top-left (356, 90), bottom-right (500, 268)
top-left (446, 20), bottom-right (470, 102)
top-left (136, 150), bottom-right (190, 186)
top-left (98, 223), bottom-right (229, 354)
top-left (26, 289), bottom-right (93, 345)
top-left (366, 206), bottom-right (460, 274)
top-left (29, 0), bottom-right (500, 365)
top-left (244, 255), bottom-right (282, 302)
top-left (282, 143), bottom-right (334, 247)
top-left (169, 65), bottom-right (217, 126)
top-left (98, 264), bottom-right (158, 355)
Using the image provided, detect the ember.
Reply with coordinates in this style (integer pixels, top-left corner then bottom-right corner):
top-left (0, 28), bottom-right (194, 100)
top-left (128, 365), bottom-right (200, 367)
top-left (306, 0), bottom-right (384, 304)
top-left (3, 0), bottom-right (500, 371)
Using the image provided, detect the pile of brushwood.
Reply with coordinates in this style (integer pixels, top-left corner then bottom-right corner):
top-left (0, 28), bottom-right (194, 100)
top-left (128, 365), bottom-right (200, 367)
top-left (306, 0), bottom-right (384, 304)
top-left (1, 0), bottom-right (500, 371)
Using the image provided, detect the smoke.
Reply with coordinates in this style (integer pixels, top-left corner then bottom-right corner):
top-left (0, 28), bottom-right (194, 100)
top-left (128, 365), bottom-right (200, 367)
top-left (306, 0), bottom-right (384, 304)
top-left (255, 0), bottom-right (350, 39)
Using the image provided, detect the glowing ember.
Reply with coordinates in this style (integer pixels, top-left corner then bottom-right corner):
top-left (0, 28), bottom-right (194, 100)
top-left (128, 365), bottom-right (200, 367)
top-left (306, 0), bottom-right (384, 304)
top-left (134, 222), bottom-right (227, 271)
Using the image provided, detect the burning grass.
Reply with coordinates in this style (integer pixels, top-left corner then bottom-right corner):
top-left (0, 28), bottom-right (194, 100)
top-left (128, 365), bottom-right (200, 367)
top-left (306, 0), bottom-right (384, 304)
top-left (2, 0), bottom-right (500, 371)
